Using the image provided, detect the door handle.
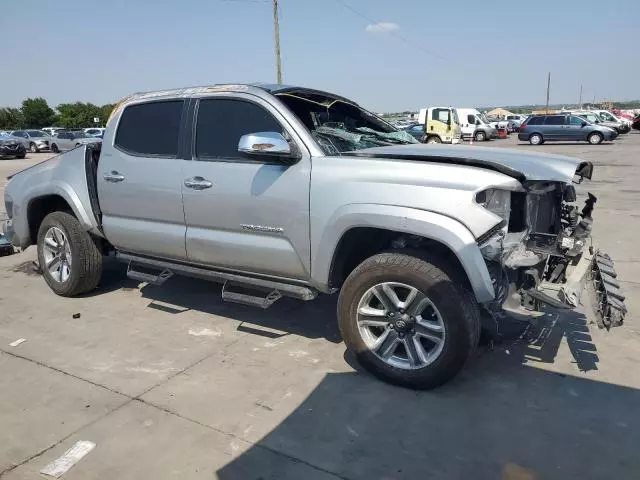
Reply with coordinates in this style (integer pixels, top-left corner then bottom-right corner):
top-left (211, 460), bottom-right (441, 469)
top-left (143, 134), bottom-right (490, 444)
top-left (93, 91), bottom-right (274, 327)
top-left (103, 171), bottom-right (125, 182)
top-left (184, 176), bottom-right (213, 190)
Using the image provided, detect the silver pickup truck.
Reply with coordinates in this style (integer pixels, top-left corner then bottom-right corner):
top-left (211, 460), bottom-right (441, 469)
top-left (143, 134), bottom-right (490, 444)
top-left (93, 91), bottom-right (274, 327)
top-left (2, 84), bottom-right (625, 389)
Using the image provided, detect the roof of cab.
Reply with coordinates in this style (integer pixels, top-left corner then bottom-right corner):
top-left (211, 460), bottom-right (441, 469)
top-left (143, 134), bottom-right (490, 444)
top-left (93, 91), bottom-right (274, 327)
top-left (119, 83), bottom-right (354, 105)
top-left (107, 83), bottom-right (357, 123)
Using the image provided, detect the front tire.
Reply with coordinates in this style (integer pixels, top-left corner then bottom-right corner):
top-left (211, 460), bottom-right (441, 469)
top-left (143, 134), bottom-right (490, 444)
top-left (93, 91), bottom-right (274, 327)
top-left (29, 142), bottom-right (38, 153)
top-left (529, 133), bottom-right (543, 145)
top-left (338, 252), bottom-right (479, 389)
top-left (36, 212), bottom-right (103, 296)
top-left (51, 143), bottom-right (60, 153)
top-left (588, 132), bottom-right (603, 145)
top-left (474, 131), bottom-right (486, 142)
top-left (426, 136), bottom-right (441, 144)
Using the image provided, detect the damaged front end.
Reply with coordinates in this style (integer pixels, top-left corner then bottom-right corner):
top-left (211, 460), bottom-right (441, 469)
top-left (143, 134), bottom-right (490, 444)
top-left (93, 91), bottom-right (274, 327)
top-left (478, 164), bottom-right (626, 329)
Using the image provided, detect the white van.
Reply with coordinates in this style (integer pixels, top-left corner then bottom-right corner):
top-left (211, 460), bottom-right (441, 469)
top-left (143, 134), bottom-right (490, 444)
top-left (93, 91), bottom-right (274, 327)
top-left (454, 108), bottom-right (496, 141)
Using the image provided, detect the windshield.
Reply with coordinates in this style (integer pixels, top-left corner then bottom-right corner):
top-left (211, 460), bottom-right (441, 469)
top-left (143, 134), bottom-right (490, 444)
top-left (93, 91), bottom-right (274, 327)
top-left (597, 111), bottom-right (616, 122)
top-left (276, 91), bottom-right (418, 154)
top-left (26, 130), bottom-right (47, 137)
top-left (580, 114), bottom-right (599, 124)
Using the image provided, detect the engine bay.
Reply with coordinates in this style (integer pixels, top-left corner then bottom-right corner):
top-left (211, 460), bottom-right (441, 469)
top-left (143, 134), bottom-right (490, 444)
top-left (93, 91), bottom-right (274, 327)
top-left (479, 180), bottom-right (626, 328)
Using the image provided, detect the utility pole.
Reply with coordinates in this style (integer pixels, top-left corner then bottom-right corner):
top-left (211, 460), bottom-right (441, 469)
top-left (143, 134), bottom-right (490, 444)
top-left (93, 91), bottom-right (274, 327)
top-left (579, 84), bottom-right (583, 109)
top-left (272, 0), bottom-right (282, 84)
top-left (545, 72), bottom-right (551, 113)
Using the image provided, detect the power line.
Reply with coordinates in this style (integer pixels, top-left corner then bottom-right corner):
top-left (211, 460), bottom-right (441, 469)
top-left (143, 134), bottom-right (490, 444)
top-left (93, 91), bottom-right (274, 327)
top-left (332, 0), bottom-right (446, 61)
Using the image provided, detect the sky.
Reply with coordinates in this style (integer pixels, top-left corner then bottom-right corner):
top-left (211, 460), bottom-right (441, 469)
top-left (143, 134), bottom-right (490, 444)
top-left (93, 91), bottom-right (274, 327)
top-left (1, 0), bottom-right (638, 112)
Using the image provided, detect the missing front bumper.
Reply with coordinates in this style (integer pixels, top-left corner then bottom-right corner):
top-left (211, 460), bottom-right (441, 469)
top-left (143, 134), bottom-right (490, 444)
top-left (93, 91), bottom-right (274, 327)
top-left (536, 249), bottom-right (626, 329)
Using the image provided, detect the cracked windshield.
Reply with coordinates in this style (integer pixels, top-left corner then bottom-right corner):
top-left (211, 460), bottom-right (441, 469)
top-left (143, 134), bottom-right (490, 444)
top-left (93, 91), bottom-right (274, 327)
top-left (277, 91), bottom-right (418, 154)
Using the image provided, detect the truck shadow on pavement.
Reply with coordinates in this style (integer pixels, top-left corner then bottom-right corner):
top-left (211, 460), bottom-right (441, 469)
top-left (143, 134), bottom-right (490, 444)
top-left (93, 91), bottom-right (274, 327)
top-left (216, 314), bottom-right (635, 480)
top-left (214, 356), bottom-right (640, 480)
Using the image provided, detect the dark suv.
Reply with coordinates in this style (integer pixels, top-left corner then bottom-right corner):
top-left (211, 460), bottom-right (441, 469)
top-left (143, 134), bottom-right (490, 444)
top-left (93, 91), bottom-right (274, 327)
top-left (518, 113), bottom-right (617, 145)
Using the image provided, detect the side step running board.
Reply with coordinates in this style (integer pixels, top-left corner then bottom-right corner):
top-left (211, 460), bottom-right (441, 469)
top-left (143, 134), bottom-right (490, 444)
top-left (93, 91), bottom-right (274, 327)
top-left (127, 262), bottom-right (173, 286)
top-left (117, 252), bottom-right (318, 303)
top-left (222, 281), bottom-right (282, 309)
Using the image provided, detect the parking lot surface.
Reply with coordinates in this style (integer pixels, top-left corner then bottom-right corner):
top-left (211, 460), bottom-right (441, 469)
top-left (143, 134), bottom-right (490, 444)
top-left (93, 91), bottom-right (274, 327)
top-left (2, 135), bottom-right (640, 479)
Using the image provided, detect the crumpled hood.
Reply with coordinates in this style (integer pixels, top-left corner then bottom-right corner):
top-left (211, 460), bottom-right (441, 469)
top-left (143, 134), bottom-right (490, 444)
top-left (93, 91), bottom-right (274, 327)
top-left (353, 144), bottom-right (593, 183)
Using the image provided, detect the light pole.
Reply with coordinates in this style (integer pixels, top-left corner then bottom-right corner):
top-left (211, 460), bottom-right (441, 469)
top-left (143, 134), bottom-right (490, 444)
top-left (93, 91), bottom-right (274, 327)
top-left (272, 0), bottom-right (282, 84)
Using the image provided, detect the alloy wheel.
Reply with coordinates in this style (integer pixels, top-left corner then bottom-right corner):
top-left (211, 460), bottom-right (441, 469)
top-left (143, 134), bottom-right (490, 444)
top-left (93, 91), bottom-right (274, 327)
top-left (356, 282), bottom-right (446, 370)
top-left (42, 227), bottom-right (72, 283)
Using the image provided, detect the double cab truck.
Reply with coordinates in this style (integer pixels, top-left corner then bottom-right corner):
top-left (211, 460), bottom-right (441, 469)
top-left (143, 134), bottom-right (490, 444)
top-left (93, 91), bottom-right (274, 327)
top-left (2, 84), bottom-right (625, 389)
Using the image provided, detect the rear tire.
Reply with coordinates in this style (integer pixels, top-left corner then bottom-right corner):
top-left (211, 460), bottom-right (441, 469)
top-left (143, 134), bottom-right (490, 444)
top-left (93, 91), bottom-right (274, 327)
top-left (529, 133), bottom-right (543, 145)
top-left (588, 132), bottom-right (603, 145)
top-left (36, 212), bottom-right (103, 297)
top-left (51, 143), bottom-right (60, 153)
top-left (474, 131), bottom-right (486, 142)
top-left (16, 153), bottom-right (26, 159)
top-left (29, 142), bottom-right (38, 153)
top-left (338, 251), bottom-right (479, 389)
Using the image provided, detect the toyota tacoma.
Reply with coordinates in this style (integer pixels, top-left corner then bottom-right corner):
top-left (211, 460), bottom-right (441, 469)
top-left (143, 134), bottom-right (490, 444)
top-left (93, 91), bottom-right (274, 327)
top-left (2, 84), bottom-right (625, 389)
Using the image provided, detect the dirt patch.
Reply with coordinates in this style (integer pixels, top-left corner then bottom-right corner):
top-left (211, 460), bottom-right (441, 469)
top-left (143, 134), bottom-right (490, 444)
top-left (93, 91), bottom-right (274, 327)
top-left (10, 260), bottom-right (42, 277)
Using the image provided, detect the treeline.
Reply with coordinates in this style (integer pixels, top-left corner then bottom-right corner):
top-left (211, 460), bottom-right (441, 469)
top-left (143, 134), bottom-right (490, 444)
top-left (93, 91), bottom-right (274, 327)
top-left (0, 98), bottom-right (115, 130)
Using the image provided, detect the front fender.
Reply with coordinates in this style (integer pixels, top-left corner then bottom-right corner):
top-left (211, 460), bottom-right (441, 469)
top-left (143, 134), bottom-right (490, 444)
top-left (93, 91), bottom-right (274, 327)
top-left (312, 204), bottom-right (495, 303)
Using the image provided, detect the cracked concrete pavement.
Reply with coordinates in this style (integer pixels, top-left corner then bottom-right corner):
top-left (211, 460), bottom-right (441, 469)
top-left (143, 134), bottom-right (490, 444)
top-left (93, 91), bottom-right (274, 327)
top-left (1, 135), bottom-right (640, 479)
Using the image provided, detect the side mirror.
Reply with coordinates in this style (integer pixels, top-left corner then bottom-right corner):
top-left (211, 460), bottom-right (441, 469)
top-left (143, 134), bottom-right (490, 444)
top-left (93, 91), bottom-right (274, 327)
top-left (475, 120), bottom-right (481, 126)
top-left (238, 132), bottom-right (298, 162)
top-left (581, 121), bottom-right (587, 127)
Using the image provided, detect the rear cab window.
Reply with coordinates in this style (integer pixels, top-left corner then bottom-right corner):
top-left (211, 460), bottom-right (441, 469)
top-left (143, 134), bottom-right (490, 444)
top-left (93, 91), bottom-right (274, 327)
top-left (115, 100), bottom-right (184, 157)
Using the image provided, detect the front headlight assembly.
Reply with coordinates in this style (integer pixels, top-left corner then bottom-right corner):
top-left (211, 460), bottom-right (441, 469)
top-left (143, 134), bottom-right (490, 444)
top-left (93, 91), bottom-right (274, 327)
top-left (475, 188), bottom-right (511, 223)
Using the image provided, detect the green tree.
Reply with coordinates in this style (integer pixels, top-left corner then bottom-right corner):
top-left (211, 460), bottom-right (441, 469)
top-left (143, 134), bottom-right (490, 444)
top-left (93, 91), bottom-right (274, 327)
top-left (99, 104), bottom-right (115, 125)
top-left (56, 102), bottom-right (114, 128)
top-left (21, 98), bottom-right (57, 128)
top-left (0, 108), bottom-right (25, 129)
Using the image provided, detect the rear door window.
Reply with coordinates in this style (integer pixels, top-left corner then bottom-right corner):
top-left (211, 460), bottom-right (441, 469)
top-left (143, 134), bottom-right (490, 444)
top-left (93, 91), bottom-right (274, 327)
top-left (115, 100), bottom-right (183, 157)
top-left (543, 116), bottom-right (566, 125)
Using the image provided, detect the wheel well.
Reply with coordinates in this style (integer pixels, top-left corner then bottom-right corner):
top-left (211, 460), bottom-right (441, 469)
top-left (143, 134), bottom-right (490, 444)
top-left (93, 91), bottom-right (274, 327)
top-left (328, 227), bottom-right (471, 290)
top-left (27, 195), bottom-right (74, 244)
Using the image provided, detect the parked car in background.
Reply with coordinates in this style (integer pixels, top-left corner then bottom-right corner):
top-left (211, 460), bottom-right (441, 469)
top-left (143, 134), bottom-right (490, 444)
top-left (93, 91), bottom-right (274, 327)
top-left (632, 114), bottom-right (640, 131)
top-left (84, 127), bottom-right (105, 138)
top-left (50, 130), bottom-right (102, 153)
top-left (42, 127), bottom-right (64, 137)
top-left (9, 130), bottom-right (51, 153)
top-left (505, 114), bottom-right (527, 131)
top-left (518, 113), bottom-right (616, 145)
top-left (573, 112), bottom-right (621, 134)
top-left (0, 133), bottom-right (26, 158)
top-left (593, 110), bottom-right (631, 132)
top-left (402, 123), bottom-right (426, 141)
